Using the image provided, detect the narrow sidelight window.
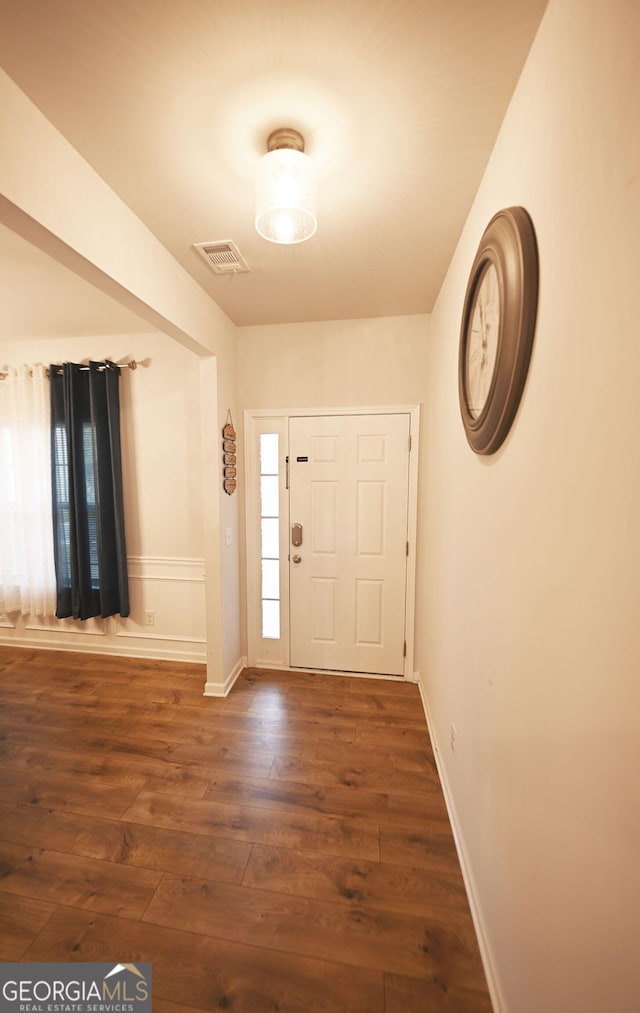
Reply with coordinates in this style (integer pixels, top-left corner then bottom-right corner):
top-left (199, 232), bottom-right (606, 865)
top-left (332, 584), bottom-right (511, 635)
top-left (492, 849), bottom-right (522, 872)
top-left (259, 433), bottom-right (280, 639)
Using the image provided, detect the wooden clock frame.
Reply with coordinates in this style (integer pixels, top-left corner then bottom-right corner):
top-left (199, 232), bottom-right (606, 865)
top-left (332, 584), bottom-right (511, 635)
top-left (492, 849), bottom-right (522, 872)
top-left (458, 206), bottom-right (539, 455)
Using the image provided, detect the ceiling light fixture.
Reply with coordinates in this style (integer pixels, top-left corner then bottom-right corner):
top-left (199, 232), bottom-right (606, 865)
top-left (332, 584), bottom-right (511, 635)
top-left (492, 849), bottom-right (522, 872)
top-left (255, 128), bottom-right (317, 245)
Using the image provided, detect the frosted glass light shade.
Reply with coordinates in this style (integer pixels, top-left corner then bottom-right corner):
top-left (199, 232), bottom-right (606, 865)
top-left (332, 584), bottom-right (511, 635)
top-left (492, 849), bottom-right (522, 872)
top-left (255, 147), bottom-right (317, 245)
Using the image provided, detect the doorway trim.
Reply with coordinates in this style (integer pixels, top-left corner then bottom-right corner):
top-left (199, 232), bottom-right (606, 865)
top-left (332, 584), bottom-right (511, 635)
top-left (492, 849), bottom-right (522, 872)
top-left (244, 404), bottom-right (420, 681)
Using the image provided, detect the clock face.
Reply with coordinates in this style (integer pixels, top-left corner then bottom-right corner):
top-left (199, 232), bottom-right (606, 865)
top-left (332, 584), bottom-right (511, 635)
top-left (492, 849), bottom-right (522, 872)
top-left (465, 262), bottom-right (500, 419)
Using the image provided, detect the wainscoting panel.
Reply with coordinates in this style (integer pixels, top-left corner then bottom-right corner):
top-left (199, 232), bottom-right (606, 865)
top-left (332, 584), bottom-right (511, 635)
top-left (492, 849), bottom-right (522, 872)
top-left (116, 556), bottom-right (206, 660)
top-left (0, 557), bottom-right (206, 664)
top-left (26, 616), bottom-right (106, 636)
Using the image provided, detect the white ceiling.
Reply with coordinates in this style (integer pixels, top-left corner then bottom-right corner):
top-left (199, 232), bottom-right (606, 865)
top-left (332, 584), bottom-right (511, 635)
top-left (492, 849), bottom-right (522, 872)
top-left (0, 0), bottom-right (548, 331)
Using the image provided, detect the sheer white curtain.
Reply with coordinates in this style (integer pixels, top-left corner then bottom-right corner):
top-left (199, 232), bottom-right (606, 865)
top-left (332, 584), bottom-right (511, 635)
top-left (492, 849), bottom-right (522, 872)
top-left (0, 364), bottom-right (56, 618)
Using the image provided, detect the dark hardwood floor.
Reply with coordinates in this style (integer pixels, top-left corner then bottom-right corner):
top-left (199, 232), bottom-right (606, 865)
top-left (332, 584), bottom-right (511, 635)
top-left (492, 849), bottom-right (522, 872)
top-left (0, 647), bottom-right (491, 1012)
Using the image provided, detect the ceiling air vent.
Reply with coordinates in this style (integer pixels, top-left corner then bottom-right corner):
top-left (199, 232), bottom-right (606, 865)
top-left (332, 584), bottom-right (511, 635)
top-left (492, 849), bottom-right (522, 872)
top-left (193, 240), bottom-right (249, 275)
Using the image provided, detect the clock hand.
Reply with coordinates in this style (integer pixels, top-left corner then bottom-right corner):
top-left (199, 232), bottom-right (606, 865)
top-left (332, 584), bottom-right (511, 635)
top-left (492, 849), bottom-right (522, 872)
top-left (478, 294), bottom-right (488, 351)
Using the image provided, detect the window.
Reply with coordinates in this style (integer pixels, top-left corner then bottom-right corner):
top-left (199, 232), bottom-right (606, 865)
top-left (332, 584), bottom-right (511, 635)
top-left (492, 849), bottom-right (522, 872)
top-left (259, 433), bottom-right (280, 639)
top-left (52, 423), bottom-right (99, 590)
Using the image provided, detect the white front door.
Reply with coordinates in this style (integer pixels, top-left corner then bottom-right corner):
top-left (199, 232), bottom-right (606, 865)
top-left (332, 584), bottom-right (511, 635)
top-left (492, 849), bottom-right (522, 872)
top-left (289, 413), bottom-right (410, 675)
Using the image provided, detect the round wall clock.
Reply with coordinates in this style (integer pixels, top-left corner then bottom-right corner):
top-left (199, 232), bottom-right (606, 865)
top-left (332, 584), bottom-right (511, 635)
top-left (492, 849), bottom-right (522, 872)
top-left (458, 206), bottom-right (539, 455)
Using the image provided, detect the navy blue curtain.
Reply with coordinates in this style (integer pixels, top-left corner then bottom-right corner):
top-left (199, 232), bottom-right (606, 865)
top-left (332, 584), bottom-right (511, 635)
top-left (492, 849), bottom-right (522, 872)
top-left (50, 361), bottom-right (129, 620)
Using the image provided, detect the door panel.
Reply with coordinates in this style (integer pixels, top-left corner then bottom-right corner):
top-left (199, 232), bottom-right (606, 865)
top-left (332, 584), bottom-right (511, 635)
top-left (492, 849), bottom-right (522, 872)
top-left (289, 413), bottom-right (410, 675)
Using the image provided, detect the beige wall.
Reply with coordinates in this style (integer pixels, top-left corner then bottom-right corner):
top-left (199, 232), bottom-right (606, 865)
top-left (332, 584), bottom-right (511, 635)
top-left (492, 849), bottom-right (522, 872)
top-left (418, 0), bottom-right (640, 1010)
top-left (238, 314), bottom-right (429, 410)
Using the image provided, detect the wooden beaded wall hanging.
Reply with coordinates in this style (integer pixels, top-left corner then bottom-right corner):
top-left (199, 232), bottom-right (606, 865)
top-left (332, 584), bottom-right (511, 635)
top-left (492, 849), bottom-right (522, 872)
top-left (222, 411), bottom-right (237, 494)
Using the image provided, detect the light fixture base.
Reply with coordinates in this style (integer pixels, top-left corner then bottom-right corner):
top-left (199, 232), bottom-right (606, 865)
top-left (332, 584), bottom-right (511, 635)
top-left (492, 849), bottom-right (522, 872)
top-left (267, 128), bottom-right (305, 153)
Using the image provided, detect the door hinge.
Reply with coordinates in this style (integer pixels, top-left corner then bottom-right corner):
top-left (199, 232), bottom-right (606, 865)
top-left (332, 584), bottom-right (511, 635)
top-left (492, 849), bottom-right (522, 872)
top-left (403, 640), bottom-right (407, 657)
top-left (285, 455), bottom-right (289, 490)
top-left (408, 434), bottom-right (412, 452)
top-left (406, 541), bottom-right (409, 556)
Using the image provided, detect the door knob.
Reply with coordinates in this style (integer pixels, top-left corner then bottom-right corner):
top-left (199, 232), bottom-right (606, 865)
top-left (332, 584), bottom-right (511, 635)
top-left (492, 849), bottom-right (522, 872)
top-left (292, 554), bottom-right (302, 564)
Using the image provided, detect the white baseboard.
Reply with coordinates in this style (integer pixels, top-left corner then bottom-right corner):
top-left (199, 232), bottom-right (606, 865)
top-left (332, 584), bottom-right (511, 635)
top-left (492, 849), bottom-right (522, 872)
top-left (204, 655), bottom-right (246, 697)
top-left (416, 672), bottom-right (504, 1013)
top-left (0, 631), bottom-right (206, 664)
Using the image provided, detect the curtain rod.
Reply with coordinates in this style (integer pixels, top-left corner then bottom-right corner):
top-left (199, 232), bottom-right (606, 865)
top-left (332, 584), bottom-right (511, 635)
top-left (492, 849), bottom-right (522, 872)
top-left (0, 359), bottom-right (139, 380)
